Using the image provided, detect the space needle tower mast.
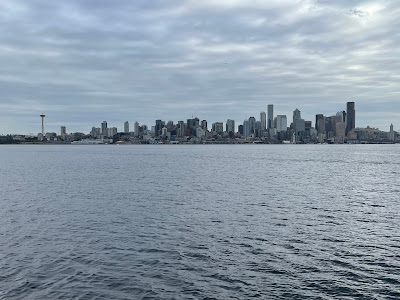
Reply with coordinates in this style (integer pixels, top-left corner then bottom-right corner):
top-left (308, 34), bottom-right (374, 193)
top-left (40, 113), bottom-right (45, 136)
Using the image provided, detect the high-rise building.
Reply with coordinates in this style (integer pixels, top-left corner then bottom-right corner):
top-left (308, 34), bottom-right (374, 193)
top-left (187, 118), bottom-right (199, 136)
top-left (101, 121), bottom-right (107, 135)
top-left (315, 114), bottom-right (324, 132)
top-left (336, 122), bottom-right (346, 137)
top-left (155, 120), bottom-right (164, 136)
top-left (243, 120), bottom-right (250, 136)
top-left (238, 125), bottom-right (243, 135)
top-left (212, 122), bottom-right (224, 134)
top-left (177, 121), bottom-right (185, 137)
top-left (60, 126), bottom-right (66, 137)
top-left (134, 122), bottom-right (139, 137)
top-left (124, 121), bottom-right (129, 133)
top-left (267, 105), bottom-right (274, 129)
top-left (389, 124), bottom-right (395, 141)
top-left (201, 120), bottom-right (208, 130)
top-left (226, 119), bottom-right (235, 133)
top-left (260, 112), bottom-right (266, 131)
top-left (276, 115), bottom-right (287, 132)
top-left (346, 102), bottom-right (355, 135)
top-left (293, 109), bottom-right (301, 123)
top-left (249, 117), bottom-right (256, 134)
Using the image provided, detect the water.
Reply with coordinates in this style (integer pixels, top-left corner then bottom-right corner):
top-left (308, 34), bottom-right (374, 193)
top-left (1, 144), bottom-right (400, 299)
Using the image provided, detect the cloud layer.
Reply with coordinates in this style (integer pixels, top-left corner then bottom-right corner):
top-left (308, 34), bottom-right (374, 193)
top-left (0, 0), bottom-right (399, 134)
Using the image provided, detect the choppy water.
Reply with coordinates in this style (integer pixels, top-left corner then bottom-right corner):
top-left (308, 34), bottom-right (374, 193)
top-left (1, 144), bottom-right (400, 299)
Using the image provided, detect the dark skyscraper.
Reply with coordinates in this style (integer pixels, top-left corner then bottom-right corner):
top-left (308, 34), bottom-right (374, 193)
top-left (315, 114), bottom-right (324, 132)
top-left (346, 102), bottom-right (355, 135)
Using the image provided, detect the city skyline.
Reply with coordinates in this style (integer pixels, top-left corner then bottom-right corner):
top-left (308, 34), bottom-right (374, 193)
top-left (1, 101), bottom-right (397, 136)
top-left (0, 1), bottom-right (399, 134)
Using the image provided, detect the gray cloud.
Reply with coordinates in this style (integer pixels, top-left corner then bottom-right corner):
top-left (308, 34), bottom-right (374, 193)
top-left (0, 0), bottom-right (399, 134)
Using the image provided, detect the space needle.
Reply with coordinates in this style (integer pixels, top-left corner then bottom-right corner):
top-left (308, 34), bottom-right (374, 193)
top-left (40, 113), bottom-right (46, 137)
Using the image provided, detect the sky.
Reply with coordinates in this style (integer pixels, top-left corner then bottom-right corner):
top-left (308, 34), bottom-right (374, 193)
top-left (0, 0), bottom-right (399, 134)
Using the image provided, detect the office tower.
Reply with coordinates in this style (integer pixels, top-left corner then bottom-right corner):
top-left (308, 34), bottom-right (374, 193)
top-left (60, 126), bottom-right (66, 137)
top-left (346, 102), bottom-right (355, 135)
top-left (243, 120), bottom-right (250, 136)
top-left (134, 122), bottom-right (139, 137)
top-left (325, 117), bottom-right (333, 137)
top-left (238, 125), bottom-right (243, 135)
top-left (201, 120), bottom-right (208, 130)
top-left (249, 117), bottom-right (256, 134)
top-left (305, 121), bottom-right (312, 130)
top-left (293, 109), bottom-right (301, 122)
top-left (177, 121), bottom-right (185, 137)
top-left (255, 121), bottom-right (262, 137)
top-left (155, 120), bottom-right (164, 136)
top-left (294, 118), bottom-right (305, 133)
top-left (336, 122), bottom-right (346, 137)
top-left (187, 117), bottom-right (199, 136)
top-left (267, 105), bottom-right (274, 129)
top-left (101, 121), bottom-right (107, 135)
top-left (315, 114), bottom-right (324, 132)
top-left (336, 111), bottom-right (346, 122)
top-left (389, 124), bottom-right (395, 141)
top-left (276, 115), bottom-right (287, 132)
top-left (91, 127), bottom-right (97, 138)
top-left (260, 112), bottom-right (266, 131)
top-left (212, 122), bottom-right (224, 134)
top-left (124, 121), bottom-right (129, 133)
top-left (108, 127), bottom-right (117, 137)
top-left (226, 119), bottom-right (235, 133)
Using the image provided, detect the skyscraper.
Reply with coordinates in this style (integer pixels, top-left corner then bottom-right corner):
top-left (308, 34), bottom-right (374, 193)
top-left (249, 117), bottom-right (256, 134)
top-left (60, 126), bottom-right (66, 137)
top-left (134, 121), bottom-right (139, 137)
top-left (243, 119), bottom-right (250, 136)
top-left (101, 121), bottom-right (107, 136)
top-left (276, 115), bottom-right (287, 132)
top-left (315, 114), bottom-right (324, 132)
top-left (267, 105), bottom-right (274, 129)
top-left (346, 102), bottom-right (355, 135)
top-left (226, 119), bottom-right (235, 133)
top-left (293, 109), bottom-right (301, 122)
top-left (260, 112), bottom-right (266, 131)
top-left (124, 121), bottom-right (129, 133)
top-left (389, 124), bottom-right (395, 141)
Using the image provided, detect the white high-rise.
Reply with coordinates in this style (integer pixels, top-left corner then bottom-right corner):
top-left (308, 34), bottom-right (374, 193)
top-left (124, 121), bottom-right (129, 133)
top-left (134, 121), bottom-right (139, 137)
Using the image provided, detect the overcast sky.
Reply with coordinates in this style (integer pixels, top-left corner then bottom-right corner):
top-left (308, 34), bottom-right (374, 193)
top-left (0, 0), bottom-right (399, 134)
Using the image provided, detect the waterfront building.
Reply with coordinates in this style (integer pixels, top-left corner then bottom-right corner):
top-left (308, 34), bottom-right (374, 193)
top-left (124, 121), bottom-right (129, 133)
top-left (346, 102), bottom-right (355, 135)
top-left (260, 112), bottom-right (266, 131)
top-left (267, 105), bottom-right (274, 129)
